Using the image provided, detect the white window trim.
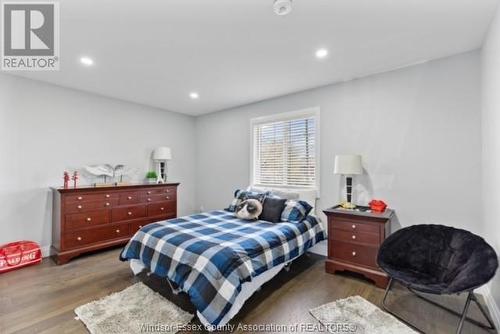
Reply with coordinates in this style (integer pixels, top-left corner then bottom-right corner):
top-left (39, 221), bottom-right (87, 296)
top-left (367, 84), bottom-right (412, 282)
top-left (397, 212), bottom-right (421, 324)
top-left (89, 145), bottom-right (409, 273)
top-left (249, 106), bottom-right (321, 192)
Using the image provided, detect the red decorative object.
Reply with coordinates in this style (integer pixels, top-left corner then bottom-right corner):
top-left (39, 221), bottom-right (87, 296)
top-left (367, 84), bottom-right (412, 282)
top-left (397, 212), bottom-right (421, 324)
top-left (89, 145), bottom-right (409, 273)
top-left (63, 171), bottom-right (70, 189)
top-left (369, 199), bottom-right (388, 213)
top-left (71, 171), bottom-right (79, 188)
top-left (0, 241), bottom-right (42, 274)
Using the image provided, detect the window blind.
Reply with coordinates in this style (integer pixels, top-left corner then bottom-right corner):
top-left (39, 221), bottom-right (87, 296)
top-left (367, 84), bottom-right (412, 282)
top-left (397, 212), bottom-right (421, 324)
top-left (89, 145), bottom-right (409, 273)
top-left (253, 115), bottom-right (316, 188)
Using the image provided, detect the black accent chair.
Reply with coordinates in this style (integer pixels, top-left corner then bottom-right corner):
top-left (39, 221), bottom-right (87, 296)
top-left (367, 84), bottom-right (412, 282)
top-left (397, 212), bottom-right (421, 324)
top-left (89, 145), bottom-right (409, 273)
top-left (377, 224), bottom-right (498, 334)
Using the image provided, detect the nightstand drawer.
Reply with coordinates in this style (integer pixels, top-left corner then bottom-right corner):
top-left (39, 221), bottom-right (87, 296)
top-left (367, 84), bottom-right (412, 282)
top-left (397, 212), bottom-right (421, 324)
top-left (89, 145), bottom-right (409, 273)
top-left (330, 240), bottom-right (378, 268)
top-left (331, 228), bottom-right (380, 246)
top-left (331, 219), bottom-right (379, 234)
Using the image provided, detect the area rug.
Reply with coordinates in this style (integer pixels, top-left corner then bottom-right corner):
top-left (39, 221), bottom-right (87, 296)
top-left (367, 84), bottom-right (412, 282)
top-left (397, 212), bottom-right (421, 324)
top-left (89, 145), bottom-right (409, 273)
top-left (74, 282), bottom-right (193, 334)
top-left (309, 295), bottom-right (417, 334)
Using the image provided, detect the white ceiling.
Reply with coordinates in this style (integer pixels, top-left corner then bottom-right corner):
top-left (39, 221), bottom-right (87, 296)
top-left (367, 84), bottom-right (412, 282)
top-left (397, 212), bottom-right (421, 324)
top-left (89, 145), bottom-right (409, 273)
top-left (12, 0), bottom-right (499, 115)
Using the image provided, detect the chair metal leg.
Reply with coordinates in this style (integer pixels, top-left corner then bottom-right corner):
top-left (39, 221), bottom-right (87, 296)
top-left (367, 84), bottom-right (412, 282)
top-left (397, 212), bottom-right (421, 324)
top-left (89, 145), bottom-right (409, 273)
top-left (381, 278), bottom-right (424, 333)
top-left (383, 279), bottom-right (496, 334)
top-left (470, 293), bottom-right (497, 331)
top-left (456, 292), bottom-right (473, 334)
top-left (407, 288), bottom-right (496, 331)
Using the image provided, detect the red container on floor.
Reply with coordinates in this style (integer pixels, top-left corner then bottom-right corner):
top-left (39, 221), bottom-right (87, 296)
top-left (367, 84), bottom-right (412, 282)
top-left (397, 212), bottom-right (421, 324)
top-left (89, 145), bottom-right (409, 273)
top-left (0, 241), bottom-right (42, 274)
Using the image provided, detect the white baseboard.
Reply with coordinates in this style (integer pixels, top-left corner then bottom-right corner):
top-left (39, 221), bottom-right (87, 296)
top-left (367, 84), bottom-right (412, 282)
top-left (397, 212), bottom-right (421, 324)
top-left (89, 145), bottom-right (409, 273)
top-left (478, 284), bottom-right (500, 330)
top-left (41, 245), bottom-right (52, 258)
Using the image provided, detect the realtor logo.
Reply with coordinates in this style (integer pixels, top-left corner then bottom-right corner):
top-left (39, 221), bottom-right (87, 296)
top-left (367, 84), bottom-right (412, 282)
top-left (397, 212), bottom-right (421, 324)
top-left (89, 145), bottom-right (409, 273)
top-left (2, 2), bottom-right (59, 70)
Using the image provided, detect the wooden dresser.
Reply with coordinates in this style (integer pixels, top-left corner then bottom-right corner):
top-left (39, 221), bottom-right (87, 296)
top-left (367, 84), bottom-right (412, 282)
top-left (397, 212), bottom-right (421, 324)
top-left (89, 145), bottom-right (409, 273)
top-left (52, 183), bottom-right (179, 264)
top-left (323, 206), bottom-right (393, 288)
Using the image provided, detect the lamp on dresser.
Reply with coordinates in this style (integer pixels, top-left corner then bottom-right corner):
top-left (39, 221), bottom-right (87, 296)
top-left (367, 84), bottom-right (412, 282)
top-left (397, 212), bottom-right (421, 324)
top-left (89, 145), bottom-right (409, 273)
top-left (334, 154), bottom-right (362, 209)
top-left (153, 147), bottom-right (172, 184)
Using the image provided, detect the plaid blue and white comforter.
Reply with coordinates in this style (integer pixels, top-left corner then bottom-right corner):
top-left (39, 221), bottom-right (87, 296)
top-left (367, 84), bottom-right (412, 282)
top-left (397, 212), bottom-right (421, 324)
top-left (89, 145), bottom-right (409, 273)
top-left (120, 210), bottom-right (325, 326)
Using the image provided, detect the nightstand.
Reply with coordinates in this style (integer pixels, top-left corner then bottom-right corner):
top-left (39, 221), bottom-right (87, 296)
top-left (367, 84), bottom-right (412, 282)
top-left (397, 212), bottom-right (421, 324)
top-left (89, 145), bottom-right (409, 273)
top-left (323, 206), bottom-right (393, 288)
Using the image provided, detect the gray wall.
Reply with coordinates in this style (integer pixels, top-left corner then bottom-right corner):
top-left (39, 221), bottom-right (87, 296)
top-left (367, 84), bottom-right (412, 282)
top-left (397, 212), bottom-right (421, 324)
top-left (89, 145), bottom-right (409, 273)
top-left (481, 1), bottom-right (500, 323)
top-left (196, 52), bottom-right (482, 234)
top-left (0, 74), bottom-right (197, 255)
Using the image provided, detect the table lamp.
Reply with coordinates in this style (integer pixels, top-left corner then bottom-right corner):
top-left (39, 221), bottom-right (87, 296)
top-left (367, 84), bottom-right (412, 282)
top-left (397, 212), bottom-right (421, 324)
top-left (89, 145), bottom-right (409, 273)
top-left (153, 147), bottom-right (172, 183)
top-left (334, 154), bottom-right (362, 209)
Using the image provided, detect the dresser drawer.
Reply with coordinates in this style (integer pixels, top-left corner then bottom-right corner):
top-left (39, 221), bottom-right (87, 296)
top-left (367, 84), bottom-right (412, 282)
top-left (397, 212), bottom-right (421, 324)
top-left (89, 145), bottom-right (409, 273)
top-left (64, 192), bottom-right (118, 204)
top-left (65, 199), bottom-right (118, 214)
top-left (118, 192), bottom-right (142, 205)
top-left (143, 193), bottom-right (176, 203)
top-left (65, 210), bottom-right (110, 230)
top-left (331, 228), bottom-right (380, 246)
top-left (330, 240), bottom-right (379, 268)
top-left (112, 205), bottom-right (147, 222)
top-left (147, 201), bottom-right (176, 217)
top-left (331, 218), bottom-right (380, 234)
top-left (63, 224), bottom-right (129, 249)
top-left (142, 186), bottom-right (176, 196)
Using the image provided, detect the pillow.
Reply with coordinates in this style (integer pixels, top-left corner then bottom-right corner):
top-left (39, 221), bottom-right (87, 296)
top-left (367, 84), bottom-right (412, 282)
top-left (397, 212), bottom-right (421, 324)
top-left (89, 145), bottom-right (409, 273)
top-left (260, 197), bottom-right (287, 223)
top-left (226, 189), bottom-right (268, 212)
top-left (247, 186), bottom-right (300, 200)
top-left (281, 200), bottom-right (313, 223)
top-left (235, 199), bottom-right (263, 220)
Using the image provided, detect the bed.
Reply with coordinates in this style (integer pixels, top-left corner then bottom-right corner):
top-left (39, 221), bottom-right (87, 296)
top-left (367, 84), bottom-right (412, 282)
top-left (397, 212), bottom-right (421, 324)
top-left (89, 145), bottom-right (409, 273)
top-left (119, 209), bottom-right (325, 328)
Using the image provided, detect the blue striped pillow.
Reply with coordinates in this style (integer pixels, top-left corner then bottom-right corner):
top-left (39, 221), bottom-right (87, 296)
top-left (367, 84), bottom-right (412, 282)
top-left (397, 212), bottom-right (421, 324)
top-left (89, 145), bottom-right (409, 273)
top-left (281, 200), bottom-right (313, 223)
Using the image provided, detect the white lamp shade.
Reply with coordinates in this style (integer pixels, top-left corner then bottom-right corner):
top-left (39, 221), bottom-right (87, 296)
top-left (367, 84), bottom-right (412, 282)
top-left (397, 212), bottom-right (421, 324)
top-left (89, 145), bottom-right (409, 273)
top-left (153, 147), bottom-right (172, 161)
top-left (334, 155), bottom-right (362, 175)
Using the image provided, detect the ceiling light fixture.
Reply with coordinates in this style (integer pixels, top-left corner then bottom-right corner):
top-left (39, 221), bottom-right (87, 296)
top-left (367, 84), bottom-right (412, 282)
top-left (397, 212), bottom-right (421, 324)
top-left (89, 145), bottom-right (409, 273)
top-left (189, 92), bottom-right (199, 99)
top-left (315, 48), bottom-right (329, 59)
top-left (80, 57), bottom-right (94, 66)
top-left (273, 0), bottom-right (292, 16)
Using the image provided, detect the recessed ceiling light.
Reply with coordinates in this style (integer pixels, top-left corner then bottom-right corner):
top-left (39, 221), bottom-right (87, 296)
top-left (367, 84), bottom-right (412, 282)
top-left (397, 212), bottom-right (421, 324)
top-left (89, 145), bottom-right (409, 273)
top-left (315, 48), bottom-right (329, 59)
top-left (189, 92), bottom-right (199, 99)
top-left (273, 0), bottom-right (293, 16)
top-left (80, 57), bottom-right (94, 66)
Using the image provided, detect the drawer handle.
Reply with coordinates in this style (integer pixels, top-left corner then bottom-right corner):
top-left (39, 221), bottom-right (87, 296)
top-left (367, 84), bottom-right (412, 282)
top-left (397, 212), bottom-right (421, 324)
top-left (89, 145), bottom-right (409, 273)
top-left (105, 194), bottom-right (110, 198)
top-left (116, 229), bottom-right (120, 233)
top-left (166, 189), bottom-right (170, 193)
top-left (77, 205), bottom-right (83, 209)
top-left (139, 225), bottom-right (143, 229)
top-left (147, 198), bottom-right (152, 202)
top-left (160, 207), bottom-right (165, 211)
top-left (352, 224), bottom-right (356, 229)
top-left (127, 196), bottom-right (133, 200)
top-left (147, 191), bottom-right (152, 195)
top-left (77, 196), bottom-right (83, 200)
top-left (165, 196), bottom-right (170, 200)
top-left (352, 235), bottom-right (356, 240)
top-left (77, 236), bottom-right (82, 241)
top-left (86, 217), bottom-right (92, 222)
top-left (127, 211), bottom-right (133, 216)
top-left (352, 251), bottom-right (357, 257)
top-left (105, 202), bottom-right (110, 207)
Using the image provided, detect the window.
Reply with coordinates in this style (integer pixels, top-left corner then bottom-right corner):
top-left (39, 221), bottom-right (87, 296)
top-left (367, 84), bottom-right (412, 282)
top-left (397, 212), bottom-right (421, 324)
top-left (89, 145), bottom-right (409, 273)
top-left (251, 108), bottom-right (319, 189)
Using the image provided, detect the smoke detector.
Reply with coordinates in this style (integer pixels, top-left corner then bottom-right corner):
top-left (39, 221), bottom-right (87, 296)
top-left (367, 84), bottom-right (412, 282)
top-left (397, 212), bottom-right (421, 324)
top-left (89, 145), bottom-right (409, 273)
top-left (273, 0), bottom-right (293, 16)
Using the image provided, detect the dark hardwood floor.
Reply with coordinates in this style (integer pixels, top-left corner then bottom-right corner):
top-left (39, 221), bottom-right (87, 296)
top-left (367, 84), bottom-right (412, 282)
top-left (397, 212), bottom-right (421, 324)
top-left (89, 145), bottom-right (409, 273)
top-left (0, 248), bottom-right (495, 334)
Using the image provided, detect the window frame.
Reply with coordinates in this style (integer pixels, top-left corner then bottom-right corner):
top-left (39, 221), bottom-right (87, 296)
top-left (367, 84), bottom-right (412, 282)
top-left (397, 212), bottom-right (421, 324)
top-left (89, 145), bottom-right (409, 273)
top-left (250, 107), bottom-right (320, 191)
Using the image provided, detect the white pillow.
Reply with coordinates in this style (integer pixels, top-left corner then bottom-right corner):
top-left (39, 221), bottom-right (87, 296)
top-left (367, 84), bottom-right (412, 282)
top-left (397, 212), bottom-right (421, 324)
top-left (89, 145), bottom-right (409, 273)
top-left (247, 186), bottom-right (300, 200)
